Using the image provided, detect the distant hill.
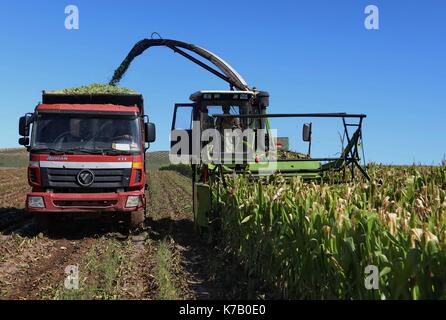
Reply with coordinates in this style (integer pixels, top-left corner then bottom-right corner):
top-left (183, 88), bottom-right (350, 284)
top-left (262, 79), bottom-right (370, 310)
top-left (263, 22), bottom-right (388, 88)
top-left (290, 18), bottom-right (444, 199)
top-left (145, 151), bottom-right (170, 170)
top-left (0, 148), bottom-right (28, 167)
top-left (0, 148), bottom-right (170, 169)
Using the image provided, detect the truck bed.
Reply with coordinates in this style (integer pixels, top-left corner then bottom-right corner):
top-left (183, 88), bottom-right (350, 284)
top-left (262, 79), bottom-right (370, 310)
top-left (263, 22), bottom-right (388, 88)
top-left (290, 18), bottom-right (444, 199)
top-left (42, 92), bottom-right (144, 109)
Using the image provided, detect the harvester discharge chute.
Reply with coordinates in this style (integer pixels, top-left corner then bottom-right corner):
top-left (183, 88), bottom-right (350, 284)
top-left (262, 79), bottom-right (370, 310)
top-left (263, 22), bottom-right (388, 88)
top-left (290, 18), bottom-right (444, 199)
top-left (110, 38), bottom-right (249, 91)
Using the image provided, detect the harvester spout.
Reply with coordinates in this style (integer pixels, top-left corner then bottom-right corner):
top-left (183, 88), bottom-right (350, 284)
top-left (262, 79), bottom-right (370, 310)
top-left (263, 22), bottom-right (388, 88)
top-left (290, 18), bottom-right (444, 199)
top-left (110, 38), bottom-right (250, 91)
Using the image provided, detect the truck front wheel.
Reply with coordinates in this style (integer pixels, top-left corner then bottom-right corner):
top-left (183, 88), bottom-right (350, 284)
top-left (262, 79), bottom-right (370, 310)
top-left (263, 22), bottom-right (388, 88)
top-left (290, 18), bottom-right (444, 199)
top-left (126, 211), bottom-right (145, 230)
top-left (33, 214), bottom-right (57, 232)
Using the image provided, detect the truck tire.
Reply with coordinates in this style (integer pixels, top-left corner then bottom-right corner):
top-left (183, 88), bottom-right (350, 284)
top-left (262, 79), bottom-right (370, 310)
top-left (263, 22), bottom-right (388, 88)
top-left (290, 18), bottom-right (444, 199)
top-left (33, 214), bottom-right (52, 231)
top-left (34, 215), bottom-right (47, 231)
top-left (127, 211), bottom-right (145, 230)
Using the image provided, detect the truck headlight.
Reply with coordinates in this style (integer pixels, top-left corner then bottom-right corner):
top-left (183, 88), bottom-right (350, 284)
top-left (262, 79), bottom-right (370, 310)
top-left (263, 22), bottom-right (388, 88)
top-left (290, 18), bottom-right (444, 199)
top-left (28, 196), bottom-right (45, 208)
top-left (125, 196), bottom-right (140, 208)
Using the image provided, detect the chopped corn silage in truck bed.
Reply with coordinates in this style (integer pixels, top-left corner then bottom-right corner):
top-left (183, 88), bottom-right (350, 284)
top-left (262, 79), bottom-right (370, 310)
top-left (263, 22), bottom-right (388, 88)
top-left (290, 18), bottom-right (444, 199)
top-left (45, 84), bottom-right (139, 95)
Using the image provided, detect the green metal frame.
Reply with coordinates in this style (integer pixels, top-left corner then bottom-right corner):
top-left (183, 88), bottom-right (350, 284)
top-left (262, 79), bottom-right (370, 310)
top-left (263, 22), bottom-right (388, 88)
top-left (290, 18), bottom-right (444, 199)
top-left (171, 96), bottom-right (369, 228)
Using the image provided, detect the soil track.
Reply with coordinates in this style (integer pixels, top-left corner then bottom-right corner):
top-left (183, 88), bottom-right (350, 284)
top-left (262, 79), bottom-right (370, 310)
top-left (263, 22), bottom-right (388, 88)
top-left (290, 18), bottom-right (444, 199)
top-left (0, 168), bottom-right (222, 300)
top-left (146, 171), bottom-right (216, 299)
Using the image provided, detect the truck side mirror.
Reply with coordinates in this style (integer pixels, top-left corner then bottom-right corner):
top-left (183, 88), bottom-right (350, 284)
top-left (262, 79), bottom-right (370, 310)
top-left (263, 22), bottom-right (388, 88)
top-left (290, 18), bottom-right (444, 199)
top-left (18, 137), bottom-right (30, 146)
top-left (145, 122), bottom-right (156, 143)
top-left (303, 123), bottom-right (312, 142)
top-left (19, 114), bottom-right (32, 137)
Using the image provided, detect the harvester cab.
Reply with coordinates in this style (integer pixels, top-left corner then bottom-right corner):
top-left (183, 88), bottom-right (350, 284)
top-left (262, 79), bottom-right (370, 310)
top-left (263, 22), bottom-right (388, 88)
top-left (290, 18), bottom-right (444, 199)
top-left (171, 90), bottom-right (267, 164)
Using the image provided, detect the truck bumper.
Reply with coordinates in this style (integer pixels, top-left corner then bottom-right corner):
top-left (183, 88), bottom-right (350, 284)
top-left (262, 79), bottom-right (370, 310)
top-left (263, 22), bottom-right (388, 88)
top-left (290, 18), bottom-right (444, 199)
top-left (26, 191), bottom-right (145, 213)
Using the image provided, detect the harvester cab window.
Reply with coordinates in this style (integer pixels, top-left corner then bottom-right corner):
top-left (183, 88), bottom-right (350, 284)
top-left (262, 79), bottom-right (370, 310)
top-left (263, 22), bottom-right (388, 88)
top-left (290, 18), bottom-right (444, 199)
top-left (171, 104), bottom-right (194, 154)
top-left (173, 106), bottom-right (193, 130)
top-left (205, 105), bottom-right (248, 155)
top-left (206, 105), bottom-right (242, 131)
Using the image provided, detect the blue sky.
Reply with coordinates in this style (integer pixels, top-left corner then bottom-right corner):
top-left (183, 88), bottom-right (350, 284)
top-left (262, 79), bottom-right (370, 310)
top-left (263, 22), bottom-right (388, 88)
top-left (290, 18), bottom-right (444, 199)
top-left (0, 0), bottom-right (444, 164)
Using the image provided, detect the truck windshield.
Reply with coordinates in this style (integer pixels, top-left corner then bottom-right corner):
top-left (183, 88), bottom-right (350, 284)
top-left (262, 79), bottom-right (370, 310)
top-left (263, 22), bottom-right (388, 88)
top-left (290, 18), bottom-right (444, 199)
top-left (31, 114), bottom-right (141, 154)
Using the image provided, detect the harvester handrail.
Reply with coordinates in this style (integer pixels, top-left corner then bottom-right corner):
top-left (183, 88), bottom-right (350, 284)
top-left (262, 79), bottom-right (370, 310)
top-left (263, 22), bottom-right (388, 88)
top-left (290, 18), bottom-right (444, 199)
top-left (207, 112), bottom-right (370, 181)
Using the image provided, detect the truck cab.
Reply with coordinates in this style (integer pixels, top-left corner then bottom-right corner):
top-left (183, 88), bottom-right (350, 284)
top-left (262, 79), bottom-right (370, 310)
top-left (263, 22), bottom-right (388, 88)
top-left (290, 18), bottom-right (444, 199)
top-left (18, 92), bottom-right (156, 229)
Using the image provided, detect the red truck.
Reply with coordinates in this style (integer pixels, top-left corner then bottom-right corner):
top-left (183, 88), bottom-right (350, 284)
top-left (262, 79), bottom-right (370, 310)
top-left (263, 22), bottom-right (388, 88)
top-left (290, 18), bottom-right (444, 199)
top-left (18, 92), bottom-right (156, 230)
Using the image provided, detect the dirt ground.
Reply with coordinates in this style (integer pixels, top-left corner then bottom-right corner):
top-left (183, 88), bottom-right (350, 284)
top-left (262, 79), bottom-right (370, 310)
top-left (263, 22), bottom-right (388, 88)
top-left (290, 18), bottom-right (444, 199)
top-left (0, 169), bottom-right (239, 300)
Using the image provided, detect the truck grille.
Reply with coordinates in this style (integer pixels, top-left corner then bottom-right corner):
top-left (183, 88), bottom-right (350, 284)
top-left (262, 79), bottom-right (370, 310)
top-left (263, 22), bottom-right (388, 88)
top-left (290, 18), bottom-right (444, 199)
top-left (41, 168), bottom-right (131, 189)
top-left (53, 200), bottom-right (118, 207)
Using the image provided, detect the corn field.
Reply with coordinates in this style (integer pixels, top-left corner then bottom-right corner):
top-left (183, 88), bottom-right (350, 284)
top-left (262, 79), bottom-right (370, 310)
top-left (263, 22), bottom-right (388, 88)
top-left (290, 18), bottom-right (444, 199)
top-left (217, 165), bottom-right (446, 299)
